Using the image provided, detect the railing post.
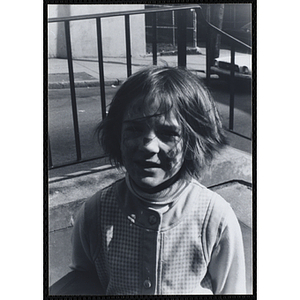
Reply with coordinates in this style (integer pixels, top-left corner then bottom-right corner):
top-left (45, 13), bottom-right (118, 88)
top-left (96, 17), bottom-right (107, 119)
top-left (177, 9), bottom-right (187, 67)
top-left (172, 11), bottom-right (176, 47)
top-left (206, 26), bottom-right (211, 84)
top-left (192, 9), bottom-right (197, 48)
top-left (152, 12), bottom-right (157, 65)
top-left (229, 45), bottom-right (236, 131)
top-left (48, 136), bottom-right (53, 168)
top-left (124, 14), bottom-right (132, 77)
top-left (64, 20), bottom-right (82, 161)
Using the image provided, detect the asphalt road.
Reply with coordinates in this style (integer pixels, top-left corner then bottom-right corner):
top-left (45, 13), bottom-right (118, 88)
top-left (48, 86), bottom-right (117, 166)
top-left (48, 80), bottom-right (252, 167)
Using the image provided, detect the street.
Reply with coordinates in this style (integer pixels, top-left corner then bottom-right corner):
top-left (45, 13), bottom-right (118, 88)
top-left (48, 80), bottom-right (252, 167)
top-left (48, 86), bottom-right (117, 166)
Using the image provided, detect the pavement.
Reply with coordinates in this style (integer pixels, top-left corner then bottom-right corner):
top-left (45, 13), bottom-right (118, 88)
top-left (47, 50), bottom-right (254, 294)
top-left (48, 47), bottom-right (211, 89)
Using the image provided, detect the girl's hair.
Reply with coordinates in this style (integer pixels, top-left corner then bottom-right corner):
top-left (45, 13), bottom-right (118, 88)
top-left (95, 66), bottom-right (227, 179)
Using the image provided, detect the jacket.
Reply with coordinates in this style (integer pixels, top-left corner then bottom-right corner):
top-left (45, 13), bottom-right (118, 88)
top-left (70, 176), bottom-right (246, 295)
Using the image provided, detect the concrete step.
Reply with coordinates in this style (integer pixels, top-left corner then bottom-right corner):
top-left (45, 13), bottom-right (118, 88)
top-left (49, 180), bottom-right (253, 293)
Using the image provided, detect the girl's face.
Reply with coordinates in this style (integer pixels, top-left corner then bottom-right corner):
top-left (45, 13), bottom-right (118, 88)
top-left (121, 97), bottom-right (185, 192)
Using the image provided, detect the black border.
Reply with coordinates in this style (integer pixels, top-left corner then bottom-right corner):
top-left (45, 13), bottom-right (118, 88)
top-left (44, 1), bottom-right (257, 299)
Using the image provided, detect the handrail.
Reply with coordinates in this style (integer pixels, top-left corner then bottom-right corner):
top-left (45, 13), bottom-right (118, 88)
top-left (48, 4), bottom-right (251, 48)
top-left (194, 5), bottom-right (252, 133)
top-left (207, 22), bottom-right (252, 50)
top-left (195, 7), bottom-right (252, 50)
top-left (48, 4), bottom-right (201, 23)
top-left (48, 4), bottom-right (251, 52)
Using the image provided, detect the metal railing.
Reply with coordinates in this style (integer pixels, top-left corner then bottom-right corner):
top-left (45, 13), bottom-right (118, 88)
top-left (48, 4), bottom-right (252, 169)
top-left (200, 11), bottom-right (252, 133)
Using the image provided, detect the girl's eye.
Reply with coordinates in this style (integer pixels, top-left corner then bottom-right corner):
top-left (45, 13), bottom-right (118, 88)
top-left (159, 129), bottom-right (180, 137)
top-left (161, 132), bottom-right (175, 137)
top-left (125, 126), bottom-right (137, 132)
top-left (157, 130), bottom-right (181, 142)
top-left (123, 125), bottom-right (144, 136)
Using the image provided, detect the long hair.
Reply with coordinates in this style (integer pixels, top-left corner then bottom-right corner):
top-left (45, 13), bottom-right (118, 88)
top-left (95, 66), bottom-right (227, 179)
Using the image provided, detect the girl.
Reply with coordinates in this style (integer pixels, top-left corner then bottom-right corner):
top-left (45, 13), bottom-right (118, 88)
top-left (58, 66), bottom-right (246, 295)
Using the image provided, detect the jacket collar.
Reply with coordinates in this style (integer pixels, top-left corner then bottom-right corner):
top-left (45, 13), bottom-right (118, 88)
top-left (115, 175), bottom-right (201, 231)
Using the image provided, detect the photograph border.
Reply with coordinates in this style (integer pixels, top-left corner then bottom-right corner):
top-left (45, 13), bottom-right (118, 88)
top-left (44, 1), bottom-right (257, 299)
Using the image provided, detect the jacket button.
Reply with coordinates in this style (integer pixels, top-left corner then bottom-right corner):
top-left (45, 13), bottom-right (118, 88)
top-left (148, 215), bottom-right (157, 225)
top-left (143, 279), bottom-right (152, 289)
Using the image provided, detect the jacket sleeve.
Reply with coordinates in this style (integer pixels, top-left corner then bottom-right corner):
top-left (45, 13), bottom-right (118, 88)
top-left (205, 195), bottom-right (247, 294)
top-left (70, 202), bottom-right (96, 272)
top-left (49, 196), bottom-right (104, 295)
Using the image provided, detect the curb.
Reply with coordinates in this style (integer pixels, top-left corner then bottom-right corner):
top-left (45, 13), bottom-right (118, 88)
top-left (48, 79), bottom-right (124, 89)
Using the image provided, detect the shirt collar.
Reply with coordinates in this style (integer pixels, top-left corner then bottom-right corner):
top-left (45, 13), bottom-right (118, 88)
top-left (116, 174), bottom-right (198, 231)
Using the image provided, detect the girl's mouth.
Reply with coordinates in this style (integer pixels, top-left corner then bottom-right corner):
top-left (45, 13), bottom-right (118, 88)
top-left (134, 160), bottom-right (161, 169)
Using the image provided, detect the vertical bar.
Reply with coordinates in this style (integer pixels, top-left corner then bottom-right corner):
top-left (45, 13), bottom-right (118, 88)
top-left (206, 26), bottom-right (211, 83)
top-left (64, 21), bottom-right (81, 161)
top-left (177, 10), bottom-right (187, 67)
top-left (152, 12), bottom-right (157, 65)
top-left (229, 45), bottom-right (235, 130)
top-left (124, 14), bottom-right (132, 77)
top-left (48, 136), bottom-right (53, 168)
top-left (96, 17), bottom-right (107, 119)
top-left (172, 11), bottom-right (176, 47)
top-left (192, 9), bottom-right (197, 48)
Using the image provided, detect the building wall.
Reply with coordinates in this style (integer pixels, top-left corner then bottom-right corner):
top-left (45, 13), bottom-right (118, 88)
top-left (48, 4), bottom-right (146, 58)
top-left (222, 4), bottom-right (251, 29)
top-left (144, 4), bottom-right (251, 45)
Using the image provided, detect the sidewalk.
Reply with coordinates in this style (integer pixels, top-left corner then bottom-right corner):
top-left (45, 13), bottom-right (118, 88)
top-left (48, 47), bottom-right (234, 89)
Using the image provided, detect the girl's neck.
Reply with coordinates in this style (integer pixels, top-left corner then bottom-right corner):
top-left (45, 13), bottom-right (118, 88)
top-left (125, 173), bottom-right (187, 208)
top-left (139, 171), bottom-right (182, 194)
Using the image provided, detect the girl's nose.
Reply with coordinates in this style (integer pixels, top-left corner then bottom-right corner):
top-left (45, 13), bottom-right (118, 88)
top-left (142, 131), bottom-right (159, 153)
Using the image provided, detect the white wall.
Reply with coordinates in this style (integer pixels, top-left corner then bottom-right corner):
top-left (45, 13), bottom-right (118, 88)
top-left (48, 4), bottom-right (146, 58)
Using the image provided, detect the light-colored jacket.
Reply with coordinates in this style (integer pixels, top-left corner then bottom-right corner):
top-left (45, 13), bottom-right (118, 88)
top-left (70, 177), bottom-right (246, 295)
